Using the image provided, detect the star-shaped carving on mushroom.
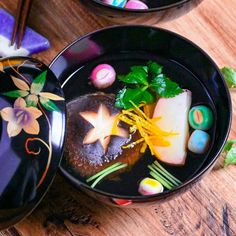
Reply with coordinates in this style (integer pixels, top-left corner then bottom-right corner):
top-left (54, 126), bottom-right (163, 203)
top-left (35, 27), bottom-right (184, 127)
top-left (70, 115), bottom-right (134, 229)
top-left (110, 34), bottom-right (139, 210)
top-left (79, 104), bottom-right (128, 153)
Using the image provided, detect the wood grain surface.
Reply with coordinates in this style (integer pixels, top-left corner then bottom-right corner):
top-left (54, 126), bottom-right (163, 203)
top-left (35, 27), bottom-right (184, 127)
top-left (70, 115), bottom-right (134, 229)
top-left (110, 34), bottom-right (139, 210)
top-left (0, 0), bottom-right (236, 235)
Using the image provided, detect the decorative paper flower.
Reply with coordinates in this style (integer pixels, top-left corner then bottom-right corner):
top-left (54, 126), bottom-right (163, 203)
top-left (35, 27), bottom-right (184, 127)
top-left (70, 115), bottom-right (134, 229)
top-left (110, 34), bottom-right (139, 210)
top-left (3, 71), bottom-right (64, 112)
top-left (1, 97), bottom-right (42, 137)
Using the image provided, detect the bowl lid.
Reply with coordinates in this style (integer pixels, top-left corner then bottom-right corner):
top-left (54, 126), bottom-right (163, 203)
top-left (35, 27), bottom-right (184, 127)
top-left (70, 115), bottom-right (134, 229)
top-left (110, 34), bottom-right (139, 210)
top-left (0, 57), bottom-right (66, 227)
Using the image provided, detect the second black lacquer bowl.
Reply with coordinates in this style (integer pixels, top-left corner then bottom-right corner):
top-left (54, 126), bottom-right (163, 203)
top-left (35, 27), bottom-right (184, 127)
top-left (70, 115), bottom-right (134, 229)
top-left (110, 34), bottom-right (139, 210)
top-left (49, 25), bottom-right (232, 207)
top-left (78, 0), bottom-right (203, 24)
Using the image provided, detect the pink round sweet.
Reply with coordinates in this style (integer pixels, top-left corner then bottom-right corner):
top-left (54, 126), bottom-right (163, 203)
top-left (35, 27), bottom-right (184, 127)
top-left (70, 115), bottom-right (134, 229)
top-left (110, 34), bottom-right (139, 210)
top-left (90, 64), bottom-right (116, 89)
top-left (125, 0), bottom-right (148, 9)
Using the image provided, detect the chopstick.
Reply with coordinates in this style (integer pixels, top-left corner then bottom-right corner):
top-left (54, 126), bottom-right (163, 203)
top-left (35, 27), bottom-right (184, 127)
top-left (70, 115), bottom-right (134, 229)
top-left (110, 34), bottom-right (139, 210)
top-left (11, 0), bottom-right (33, 49)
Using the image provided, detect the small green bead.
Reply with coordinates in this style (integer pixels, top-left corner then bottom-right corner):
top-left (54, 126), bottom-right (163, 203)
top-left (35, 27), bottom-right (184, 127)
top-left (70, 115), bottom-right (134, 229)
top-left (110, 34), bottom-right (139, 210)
top-left (188, 105), bottom-right (213, 130)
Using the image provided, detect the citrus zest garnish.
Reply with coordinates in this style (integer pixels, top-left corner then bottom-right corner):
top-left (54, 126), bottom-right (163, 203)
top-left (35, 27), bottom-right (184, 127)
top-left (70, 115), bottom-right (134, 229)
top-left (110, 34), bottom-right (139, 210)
top-left (119, 102), bottom-right (177, 154)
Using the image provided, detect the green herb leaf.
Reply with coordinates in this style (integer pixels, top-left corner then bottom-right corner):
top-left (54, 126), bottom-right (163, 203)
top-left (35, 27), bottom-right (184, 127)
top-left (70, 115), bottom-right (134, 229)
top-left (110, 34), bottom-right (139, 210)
top-left (115, 88), bottom-right (127, 109)
top-left (221, 67), bottom-right (236, 88)
top-left (131, 65), bottom-right (148, 74)
top-left (30, 71), bottom-right (47, 95)
top-left (118, 66), bottom-right (148, 86)
top-left (40, 97), bottom-right (59, 112)
top-left (115, 61), bottom-right (183, 109)
top-left (147, 61), bottom-right (163, 76)
top-left (224, 147), bottom-right (236, 167)
top-left (150, 74), bottom-right (183, 98)
top-left (115, 87), bottom-right (155, 109)
top-left (2, 90), bottom-right (29, 98)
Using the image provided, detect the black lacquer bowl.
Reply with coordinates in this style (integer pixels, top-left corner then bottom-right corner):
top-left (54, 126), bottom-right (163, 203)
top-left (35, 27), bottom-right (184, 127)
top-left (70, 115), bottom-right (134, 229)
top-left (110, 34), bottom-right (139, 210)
top-left (49, 25), bottom-right (232, 207)
top-left (0, 57), bottom-right (66, 229)
top-left (78, 0), bottom-right (203, 24)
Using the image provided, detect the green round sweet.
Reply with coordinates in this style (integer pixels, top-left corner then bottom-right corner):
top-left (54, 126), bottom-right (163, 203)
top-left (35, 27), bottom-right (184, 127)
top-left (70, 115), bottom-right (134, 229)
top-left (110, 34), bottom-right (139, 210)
top-left (188, 105), bottom-right (213, 130)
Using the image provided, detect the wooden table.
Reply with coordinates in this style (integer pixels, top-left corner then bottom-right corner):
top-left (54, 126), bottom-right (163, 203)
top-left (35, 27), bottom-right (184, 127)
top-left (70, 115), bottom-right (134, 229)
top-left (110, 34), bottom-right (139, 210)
top-left (1, 0), bottom-right (236, 235)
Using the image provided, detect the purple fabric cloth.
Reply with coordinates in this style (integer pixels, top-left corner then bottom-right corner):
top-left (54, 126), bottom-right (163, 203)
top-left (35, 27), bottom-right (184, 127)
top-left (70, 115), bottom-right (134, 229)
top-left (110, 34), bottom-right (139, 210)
top-left (0, 8), bottom-right (50, 54)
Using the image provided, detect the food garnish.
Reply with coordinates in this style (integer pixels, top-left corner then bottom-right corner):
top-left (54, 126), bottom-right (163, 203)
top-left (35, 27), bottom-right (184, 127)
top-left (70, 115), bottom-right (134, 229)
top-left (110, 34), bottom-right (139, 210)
top-left (148, 161), bottom-right (182, 190)
top-left (221, 67), bottom-right (236, 88)
top-left (115, 61), bottom-right (183, 109)
top-left (151, 90), bottom-right (192, 165)
top-left (90, 64), bottom-right (116, 89)
top-left (86, 162), bottom-right (128, 188)
top-left (138, 177), bottom-right (164, 195)
top-left (118, 101), bottom-right (176, 155)
top-left (222, 140), bottom-right (236, 167)
top-left (80, 104), bottom-right (128, 153)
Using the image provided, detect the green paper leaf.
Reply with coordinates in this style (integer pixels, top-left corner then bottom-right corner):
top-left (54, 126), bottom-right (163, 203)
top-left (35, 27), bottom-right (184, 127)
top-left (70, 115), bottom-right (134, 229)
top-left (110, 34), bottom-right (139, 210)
top-left (221, 67), bottom-right (236, 88)
top-left (31, 71), bottom-right (47, 95)
top-left (224, 147), bottom-right (236, 167)
top-left (40, 97), bottom-right (60, 112)
top-left (223, 140), bottom-right (236, 167)
top-left (2, 90), bottom-right (29, 98)
top-left (150, 74), bottom-right (183, 98)
top-left (223, 140), bottom-right (236, 152)
top-left (115, 87), bottom-right (155, 109)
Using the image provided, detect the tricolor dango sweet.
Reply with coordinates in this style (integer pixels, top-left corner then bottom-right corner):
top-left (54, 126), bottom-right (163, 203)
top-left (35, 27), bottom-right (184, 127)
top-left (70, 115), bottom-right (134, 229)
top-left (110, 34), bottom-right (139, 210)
top-left (188, 105), bottom-right (213, 130)
top-left (188, 130), bottom-right (210, 154)
top-left (138, 177), bottom-right (164, 195)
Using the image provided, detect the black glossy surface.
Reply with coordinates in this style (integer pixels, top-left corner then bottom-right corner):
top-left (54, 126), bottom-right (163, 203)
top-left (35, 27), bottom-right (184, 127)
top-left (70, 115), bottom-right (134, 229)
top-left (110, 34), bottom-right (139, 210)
top-left (78, 0), bottom-right (203, 24)
top-left (0, 57), bottom-right (66, 229)
top-left (50, 25), bottom-right (231, 207)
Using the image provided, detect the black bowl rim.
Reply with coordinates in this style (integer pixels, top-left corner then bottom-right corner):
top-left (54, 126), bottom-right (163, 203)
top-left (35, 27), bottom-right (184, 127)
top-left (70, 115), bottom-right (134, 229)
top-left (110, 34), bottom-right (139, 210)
top-left (88, 0), bottom-right (191, 13)
top-left (49, 25), bottom-right (232, 200)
